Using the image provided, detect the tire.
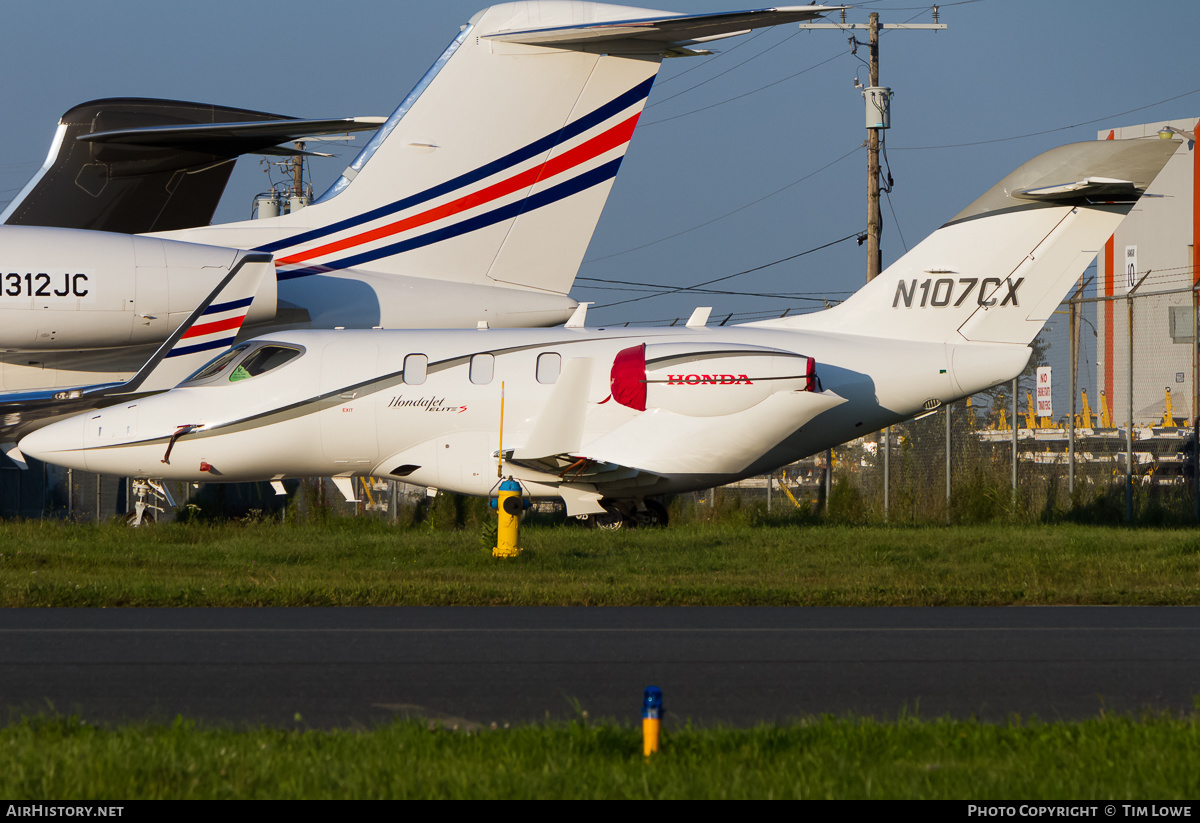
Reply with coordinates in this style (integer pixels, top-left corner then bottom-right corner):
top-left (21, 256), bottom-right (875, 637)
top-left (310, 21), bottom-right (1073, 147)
top-left (638, 499), bottom-right (669, 528)
top-left (590, 507), bottom-right (628, 530)
top-left (125, 510), bottom-right (155, 527)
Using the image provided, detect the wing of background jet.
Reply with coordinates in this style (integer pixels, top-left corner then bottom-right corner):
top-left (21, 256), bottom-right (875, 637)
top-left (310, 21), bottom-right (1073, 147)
top-left (1, 98), bottom-right (381, 234)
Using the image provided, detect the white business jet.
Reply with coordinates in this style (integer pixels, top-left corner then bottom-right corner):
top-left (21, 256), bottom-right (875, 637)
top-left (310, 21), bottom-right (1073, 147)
top-left (19, 137), bottom-right (1179, 526)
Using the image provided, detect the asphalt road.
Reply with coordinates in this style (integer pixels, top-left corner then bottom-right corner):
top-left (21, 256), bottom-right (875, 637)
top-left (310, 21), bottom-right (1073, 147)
top-left (2, 607), bottom-right (1198, 728)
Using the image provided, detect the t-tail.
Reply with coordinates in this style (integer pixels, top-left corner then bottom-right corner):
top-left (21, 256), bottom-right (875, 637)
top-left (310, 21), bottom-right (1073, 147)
top-left (766, 138), bottom-right (1181, 346)
top-left (158, 3), bottom-right (843, 298)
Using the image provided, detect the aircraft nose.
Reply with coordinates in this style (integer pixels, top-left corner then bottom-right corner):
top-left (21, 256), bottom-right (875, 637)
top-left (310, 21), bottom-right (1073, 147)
top-left (19, 416), bottom-right (87, 470)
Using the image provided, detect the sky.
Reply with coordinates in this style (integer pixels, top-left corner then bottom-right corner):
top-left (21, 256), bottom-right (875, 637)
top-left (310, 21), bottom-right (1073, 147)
top-left (1, 0), bottom-right (1197, 329)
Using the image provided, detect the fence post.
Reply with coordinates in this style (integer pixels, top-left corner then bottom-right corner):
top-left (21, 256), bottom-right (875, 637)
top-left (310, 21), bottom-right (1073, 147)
top-left (1126, 289), bottom-right (1134, 523)
top-left (1125, 272), bottom-right (1150, 524)
top-left (825, 448), bottom-right (832, 516)
top-left (1069, 293), bottom-right (1077, 498)
top-left (883, 427), bottom-right (889, 523)
top-left (1011, 378), bottom-right (1018, 514)
top-left (945, 403), bottom-right (952, 525)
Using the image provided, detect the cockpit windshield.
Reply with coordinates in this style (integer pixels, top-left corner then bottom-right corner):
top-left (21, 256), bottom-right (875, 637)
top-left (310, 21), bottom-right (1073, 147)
top-left (182, 344), bottom-right (303, 387)
top-left (185, 344), bottom-right (250, 384)
top-left (229, 346), bottom-right (301, 382)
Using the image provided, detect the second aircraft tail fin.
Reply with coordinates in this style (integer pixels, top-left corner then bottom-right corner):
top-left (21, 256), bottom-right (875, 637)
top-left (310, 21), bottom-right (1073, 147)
top-left (765, 138), bottom-right (1181, 346)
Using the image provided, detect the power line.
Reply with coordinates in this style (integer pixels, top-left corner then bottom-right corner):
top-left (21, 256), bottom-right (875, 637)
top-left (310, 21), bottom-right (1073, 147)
top-left (584, 144), bottom-right (863, 263)
top-left (647, 28), bottom-right (801, 109)
top-left (650, 26), bottom-right (775, 90)
top-left (891, 87), bottom-right (1200, 150)
top-left (641, 49), bottom-right (847, 128)
top-left (590, 231), bottom-right (864, 309)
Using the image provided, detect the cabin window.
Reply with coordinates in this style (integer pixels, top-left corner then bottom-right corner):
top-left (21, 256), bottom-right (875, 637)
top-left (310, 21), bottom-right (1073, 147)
top-left (229, 346), bottom-right (301, 382)
top-left (536, 352), bottom-right (561, 384)
top-left (469, 353), bottom-right (494, 385)
top-left (404, 354), bottom-right (428, 385)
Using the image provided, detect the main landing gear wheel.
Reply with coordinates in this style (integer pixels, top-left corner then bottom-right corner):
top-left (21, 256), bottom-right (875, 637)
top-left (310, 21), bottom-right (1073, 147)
top-left (636, 499), bottom-right (669, 528)
top-left (589, 506), bottom-right (629, 530)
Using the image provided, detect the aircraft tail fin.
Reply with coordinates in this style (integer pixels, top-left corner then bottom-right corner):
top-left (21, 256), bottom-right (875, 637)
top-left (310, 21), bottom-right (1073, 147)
top-left (763, 138), bottom-right (1181, 346)
top-left (121, 252), bottom-right (273, 394)
top-left (200, 3), bottom-right (840, 296)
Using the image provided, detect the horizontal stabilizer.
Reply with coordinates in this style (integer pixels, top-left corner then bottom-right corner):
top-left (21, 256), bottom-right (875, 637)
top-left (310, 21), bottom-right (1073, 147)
top-left (1012, 177), bottom-right (1139, 203)
top-left (81, 117), bottom-right (385, 152)
top-left (485, 5), bottom-right (845, 47)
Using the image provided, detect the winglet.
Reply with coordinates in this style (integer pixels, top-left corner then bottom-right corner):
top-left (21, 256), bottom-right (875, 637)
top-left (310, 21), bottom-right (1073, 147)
top-left (512, 358), bottom-right (595, 460)
top-left (1, 442), bottom-right (28, 470)
top-left (565, 302), bottom-right (593, 329)
top-left (118, 251), bottom-right (274, 394)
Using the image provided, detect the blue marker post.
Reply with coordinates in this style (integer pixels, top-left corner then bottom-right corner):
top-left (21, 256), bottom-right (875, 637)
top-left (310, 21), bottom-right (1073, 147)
top-left (642, 685), bottom-right (663, 758)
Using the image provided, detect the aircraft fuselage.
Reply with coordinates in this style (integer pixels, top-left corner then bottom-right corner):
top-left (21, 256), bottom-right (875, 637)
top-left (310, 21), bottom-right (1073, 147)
top-left (20, 324), bottom-right (1030, 508)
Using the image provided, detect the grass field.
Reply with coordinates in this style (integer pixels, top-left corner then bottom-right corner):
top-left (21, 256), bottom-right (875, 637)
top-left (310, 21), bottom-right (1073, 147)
top-left (4, 714), bottom-right (1199, 800)
top-left (5, 517), bottom-right (1200, 799)
top-left (1, 519), bottom-right (1199, 606)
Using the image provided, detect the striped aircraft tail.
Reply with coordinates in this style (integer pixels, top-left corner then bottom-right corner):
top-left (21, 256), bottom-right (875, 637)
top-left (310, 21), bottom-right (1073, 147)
top-left (161, 3), bottom-right (844, 297)
top-left (120, 252), bottom-right (273, 394)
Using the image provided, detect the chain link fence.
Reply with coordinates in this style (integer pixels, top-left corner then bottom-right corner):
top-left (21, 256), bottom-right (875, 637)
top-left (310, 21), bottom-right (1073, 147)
top-left (716, 282), bottom-right (1200, 525)
top-left (4, 283), bottom-right (1199, 526)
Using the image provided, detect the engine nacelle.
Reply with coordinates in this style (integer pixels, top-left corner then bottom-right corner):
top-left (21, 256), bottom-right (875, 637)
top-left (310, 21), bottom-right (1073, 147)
top-left (0, 225), bottom-right (276, 351)
top-left (609, 342), bottom-right (818, 417)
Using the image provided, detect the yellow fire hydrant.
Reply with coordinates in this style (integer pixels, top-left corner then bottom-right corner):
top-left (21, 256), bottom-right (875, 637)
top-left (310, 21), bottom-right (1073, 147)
top-left (492, 478), bottom-right (524, 558)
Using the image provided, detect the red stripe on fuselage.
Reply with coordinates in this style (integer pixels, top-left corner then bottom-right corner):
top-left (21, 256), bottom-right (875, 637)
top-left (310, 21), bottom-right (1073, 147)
top-left (182, 316), bottom-right (246, 339)
top-left (277, 113), bottom-right (641, 266)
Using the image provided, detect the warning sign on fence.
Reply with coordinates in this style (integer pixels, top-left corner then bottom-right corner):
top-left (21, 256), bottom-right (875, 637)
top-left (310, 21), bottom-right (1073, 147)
top-left (1036, 366), bottom-right (1052, 418)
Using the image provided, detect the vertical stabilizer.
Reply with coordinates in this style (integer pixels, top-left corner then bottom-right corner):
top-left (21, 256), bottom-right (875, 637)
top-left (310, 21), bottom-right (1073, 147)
top-left (765, 139), bottom-right (1180, 346)
top-left (163, 3), bottom-right (842, 297)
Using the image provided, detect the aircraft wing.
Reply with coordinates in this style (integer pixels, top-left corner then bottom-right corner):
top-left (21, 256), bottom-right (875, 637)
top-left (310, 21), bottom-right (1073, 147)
top-left (484, 5), bottom-right (848, 48)
top-left (504, 365), bottom-right (846, 513)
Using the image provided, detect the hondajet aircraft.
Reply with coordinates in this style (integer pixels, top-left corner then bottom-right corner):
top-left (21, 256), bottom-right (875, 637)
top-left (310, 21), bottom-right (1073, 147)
top-left (0, 2), bottom-right (844, 398)
top-left (19, 137), bottom-right (1181, 525)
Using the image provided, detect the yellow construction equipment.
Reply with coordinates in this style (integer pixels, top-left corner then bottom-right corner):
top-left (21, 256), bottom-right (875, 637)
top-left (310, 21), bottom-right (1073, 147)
top-left (1099, 391), bottom-right (1113, 428)
top-left (1163, 387), bottom-right (1176, 427)
top-left (1077, 389), bottom-right (1094, 428)
top-left (1025, 391), bottom-right (1039, 429)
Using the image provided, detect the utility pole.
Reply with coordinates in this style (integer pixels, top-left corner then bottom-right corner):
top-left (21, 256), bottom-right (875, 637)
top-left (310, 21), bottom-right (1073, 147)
top-left (866, 13), bottom-right (882, 282)
top-left (800, 10), bottom-right (946, 282)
